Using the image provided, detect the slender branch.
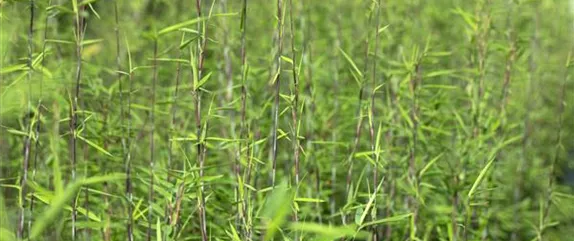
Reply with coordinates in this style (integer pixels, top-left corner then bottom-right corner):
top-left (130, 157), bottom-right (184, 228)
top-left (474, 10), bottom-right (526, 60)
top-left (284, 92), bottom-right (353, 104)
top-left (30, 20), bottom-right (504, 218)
top-left (166, 34), bottom-right (184, 230)
top-left (345, 1), bottom-right (375, 223)
top-left (330, 6), bottom-right (342, 224)
top-left (70, 3), bottom-right (85, 240)
top-left (18, 0), bottom-right (34, 239)
top-left (465, 2), bottom-right (491, 239)
top-left (195, 1), bottom-right (209, 240)
top-left (102, 111), bottom-right (111, 241)
top-left (511, 8), bottom-right (539, 241)
top-left (271, 0), bottom-right (284, 188)
top-left (29, 0), bottom-right (51, 232)
top-left (113, 3), bottom-right (134, 241)
top-left (482, 2), bottom-right (516, 239)
top-left (384, 72), bottom-right (398, 240)
top-left (147, 38), bottom-right (158, 241)
top-left (287, 0), bottom-right (300, 231)
top-left (126, 41), bottom-right (134, 241)
top-left (541, 51), bottom-right (569, 241)
top-left (239, 0), bottom-right (250, 238)
top-left (408, 60), bottom-right (422, 238)
top-left (369, 1), bottom-right (382, 239)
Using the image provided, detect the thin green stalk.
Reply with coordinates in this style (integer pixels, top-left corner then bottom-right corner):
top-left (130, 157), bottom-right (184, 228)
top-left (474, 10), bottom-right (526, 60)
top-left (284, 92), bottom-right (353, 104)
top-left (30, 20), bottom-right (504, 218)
top-left (218, 0), bottom-right (241, 232)
top-left (301, 0), bottom-right (320, 224)
top-left (166, 34), bottom-right (185, 230)
top-left (473, 0), bottom-right (491, 138)
top-left (18, 1), bottom-right (34, 239)
top-left (220, 0), bottom-right (234, 135)
top-left (499, 7), bottom-right (516, 121)
top-left (451, 130), bottom-right (461, 241)
top-left (29, 1), bottom-right (51, 236)
top-left (482, 2), bottom-right (516, 239)
top-left (271, 0), bottom-right (284, 188)
top-left (345, 0), bottom-right (375, 224)
top-left (511, 8), bottom-right (539, 241)
top-left (408, 59), bottom-right (422, 240)
top-left (540, 51), bottom-right (569, 241)
top-left (195, 1), bottom-right (209, 240)
top-left (147, 38), bottom-right (158, 241)
top-left (239, 0), bottom-right (250, 238)
top-left (125, 37), bottom-right (134, 241)
top-left (369, 1), bottom-right (382, 239)
top-left (114, 3), bottom-right (134, 241)
top-left (70, 3), bottom-right (85, 240)
top-left (287, 0), bottom-right (300, 230)
top-left (384, 72), bottom-right (398, 239)
top-left (330, 7), bottom-right (342, 224)
top-left (101, 111), bottom-right (111, 241)
top-left (465, 2), bottom-right (491, 239)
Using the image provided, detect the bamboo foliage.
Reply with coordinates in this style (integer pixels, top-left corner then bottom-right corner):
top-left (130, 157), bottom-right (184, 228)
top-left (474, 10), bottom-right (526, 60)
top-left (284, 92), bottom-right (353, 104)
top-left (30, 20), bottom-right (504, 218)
top-left (0, 1), bottom-right (572, 241)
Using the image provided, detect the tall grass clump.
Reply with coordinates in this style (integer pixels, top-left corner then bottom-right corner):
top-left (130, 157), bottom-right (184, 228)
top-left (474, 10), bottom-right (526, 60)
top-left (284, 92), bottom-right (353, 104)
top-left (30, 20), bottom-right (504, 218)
top-left (1, 0), bottom-right (573, 240)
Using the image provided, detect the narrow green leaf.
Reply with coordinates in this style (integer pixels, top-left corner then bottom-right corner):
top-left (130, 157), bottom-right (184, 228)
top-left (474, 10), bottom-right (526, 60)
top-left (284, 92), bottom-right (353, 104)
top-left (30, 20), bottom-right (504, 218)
top-left (289, 222), bottom-right (368, 239)
top-left (339, 48), bottom-right (362, 78)
top-left (158, 13), bottom-right (236, 36)
top-left (419, 153), bottom-right (444, 178)
top-left (294, 198), bottom-right (326, 203)
top-left (77, 135), bottom-right (114, 157)
top-left (229, 223), bottom-right (242, 241)
top-left (280, 55), bottom-right (293, 65)
top-left (377, 25), bottom-right (390, 34)
top-left (359, 213), bottom-right (412, 229)
top-left (0, 64), bottom-right (27, 75)
top-left (195, 71), bottom-right (213, 90)
top-left (468, 155), bottom-right (496, 198)
top-left (159, 17), bottom-right (207, 36)
top-left (357, 177), bottom-right (385, 225)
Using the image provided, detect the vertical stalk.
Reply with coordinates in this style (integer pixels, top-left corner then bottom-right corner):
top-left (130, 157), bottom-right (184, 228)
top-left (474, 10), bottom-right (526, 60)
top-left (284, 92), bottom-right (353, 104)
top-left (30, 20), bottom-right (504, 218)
top-left (147, 38), bottom-right (158, 241)
top-left (18, 0), bottom-right (34, 239)
top-left (166, 34), bottom-right (184, 229)
top-left (221, 0), bottom-right (234, 135)
top-left (70, 2), bottom-right (85, 240)
top-left (302, 2), bottom-right (320, 223)
top-left (384, 72), bottom-right (398, 239)
top-left (369, 1), bottom-right (382, 239)
top-left (84, 139), bottom-right (90, 240)
top-left (30, 0), bottom-right (51, 235)
top-left (271, 0), bottom-right (284, 187)
top-left (114, 1), bottom-right (124, 176)
top-left (218, 0), bottom-right (240, 232)
top-left (408, 59), bottom-right (422, 239)
top-left (195, 1), bottom-right (209, 240)
top-left (114, 3), bottom-right (134, 241)
top-left (345, 0), bottom-right (374, 223)
top-left (465, 2), bottom-right (491, 239)
top-left (102, 111), bottom-right (111, 241)
top-left (540, 51), bottom-right (569, 241)
top-left (482, 2), bottom-right (516, 239)
top-left (330, 6), bottom-right (342, 224)
top-left (239, 0), bottom-right (250, 238)
top-left (287, 0), bottom-right (300, 230)
top-left (473, 0), bottom-right (491, 138)
top-left (451, 130), bottom-right (460, 241)
top-left (499, 5), bottom-right (516, 121)
top-left (126, 39), bottom-right (134, 241)
top-left (511, 8), bottom-right (539, 241)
